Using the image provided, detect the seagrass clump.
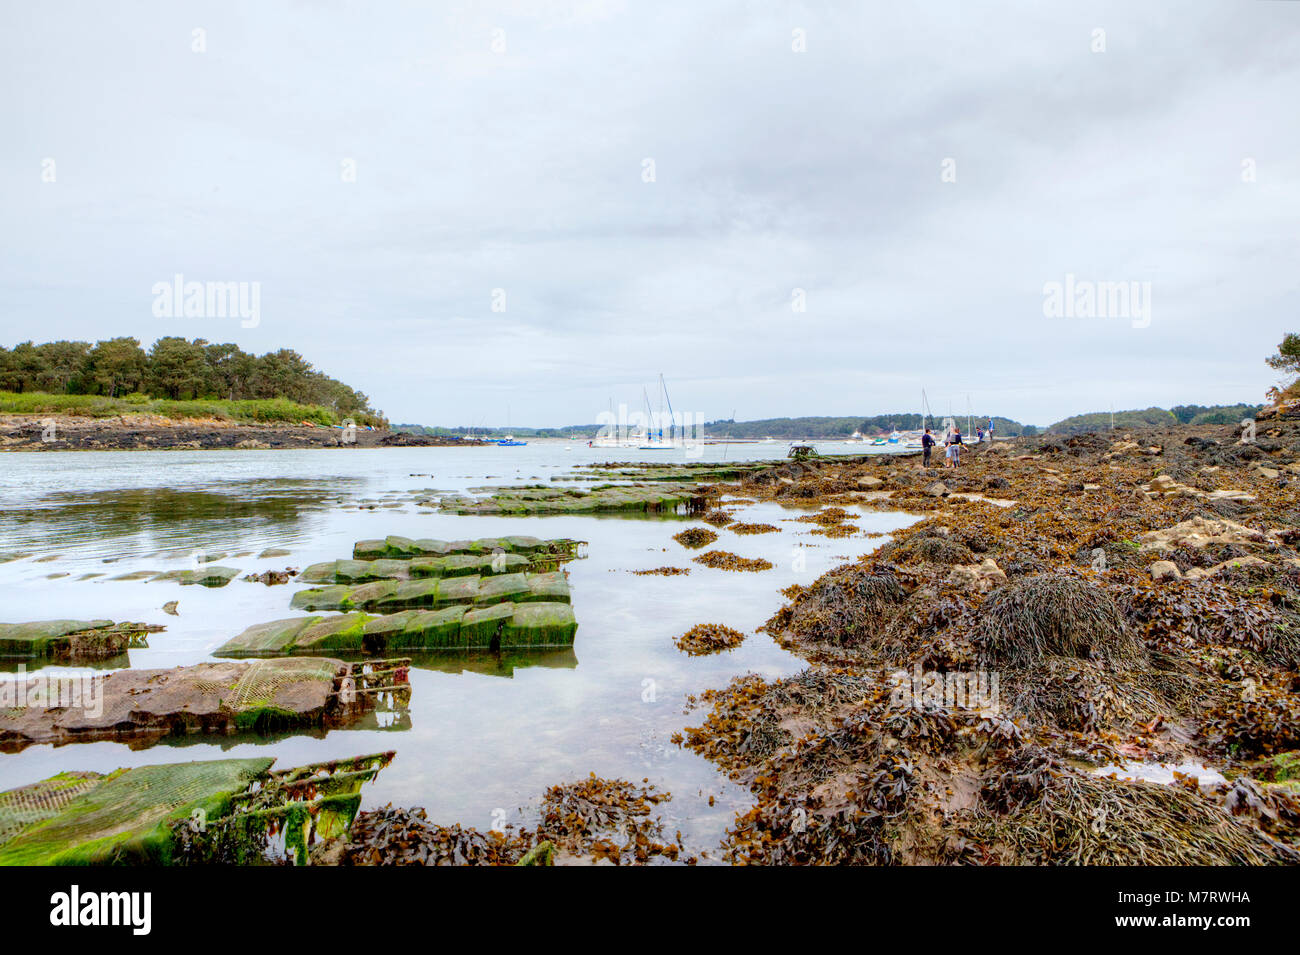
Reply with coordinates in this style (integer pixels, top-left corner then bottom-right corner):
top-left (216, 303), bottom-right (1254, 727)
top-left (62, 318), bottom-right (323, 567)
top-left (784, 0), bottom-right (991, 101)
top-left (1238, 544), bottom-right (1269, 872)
top-left (784, 566), bottom-right (907, 648)
top-left (973, 576), bottom-right (1145, 669)
top-left (972, 749), bottom-right (1292, 865)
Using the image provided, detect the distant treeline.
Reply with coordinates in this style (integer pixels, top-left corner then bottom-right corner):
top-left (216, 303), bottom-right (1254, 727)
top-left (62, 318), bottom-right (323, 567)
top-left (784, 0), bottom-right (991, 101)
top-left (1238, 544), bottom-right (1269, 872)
top-left (399, 403), bottom-right (1263, 441)
top-left (703, 414), bottom-right (1032, 438)
top-left (1045, 404), bottom-right (1262, 435)
top-left (396, 413), bottom-right (1034, 440)
top-left (0, 337), bottom-right (382, 424)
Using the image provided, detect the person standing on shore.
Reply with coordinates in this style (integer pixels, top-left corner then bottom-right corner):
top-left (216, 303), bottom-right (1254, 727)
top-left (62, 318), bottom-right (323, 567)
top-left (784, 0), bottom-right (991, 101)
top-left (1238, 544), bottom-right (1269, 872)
top-left (945, 426), bottom-right (962, 468)
top-left (922, 428), bottom-right (934, 467)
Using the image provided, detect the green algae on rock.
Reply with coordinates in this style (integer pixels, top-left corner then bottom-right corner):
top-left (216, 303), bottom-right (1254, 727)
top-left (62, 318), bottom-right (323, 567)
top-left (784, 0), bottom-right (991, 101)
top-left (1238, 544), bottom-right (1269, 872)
top-left (148, 565), bottom-right (242, 587)
top-left (216, 602), bottom-right (578, 657)
top-left (290, 569), bottom-right (571, 613)
top-left (352, 534), bottom-right (585, 561)
top-left (0, 619), bottom-right (160, 661)
top-left (436, 483), bottom-right (710, 517)
top-left (0, 751), bottom-right (393, 866)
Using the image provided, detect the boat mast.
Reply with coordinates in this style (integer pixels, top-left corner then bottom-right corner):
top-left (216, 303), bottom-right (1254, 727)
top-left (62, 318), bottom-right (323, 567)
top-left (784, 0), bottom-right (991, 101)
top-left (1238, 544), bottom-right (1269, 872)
top-left (661, 373), bottom-right (676, 443)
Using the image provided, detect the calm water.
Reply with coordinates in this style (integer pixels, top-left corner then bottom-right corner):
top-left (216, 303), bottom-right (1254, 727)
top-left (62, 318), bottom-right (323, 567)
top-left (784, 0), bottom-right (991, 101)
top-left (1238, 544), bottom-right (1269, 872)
top-left (0, 440), bottom-right (916, 857)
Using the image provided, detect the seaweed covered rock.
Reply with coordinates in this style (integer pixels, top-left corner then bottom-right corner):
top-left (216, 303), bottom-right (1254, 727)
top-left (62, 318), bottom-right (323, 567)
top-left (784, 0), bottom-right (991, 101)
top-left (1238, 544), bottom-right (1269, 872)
top-left (965, 747), bottom-right (1295, 865)
top-left (887, 533), bottom-right (976, 566)
top-left (675, 623), bottom-right (746, 656)
top-left (765, 566), bottom-right (907, 654)
top-left (972, 575), bottom-right (1145, 669)
top-left (673, 527), bottom-right (718, 549)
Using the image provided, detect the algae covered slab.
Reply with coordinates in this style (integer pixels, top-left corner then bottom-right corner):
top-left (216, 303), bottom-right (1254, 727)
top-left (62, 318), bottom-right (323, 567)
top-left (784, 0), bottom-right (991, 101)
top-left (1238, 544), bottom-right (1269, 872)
top-left (0, 751), bottom-right (395, 866)
top-left (524, 571), bottom-right (571, 603)
top-left (299, 558), bottom-right (413, 584)
top-left (504, 603), bottom-right (578, 646)
top-left (475, 572), bottom-right (531, 605)
top-left (149, 565), bottom-right (242, 587)
top-left (437, 483), bottom-right (708, 517)
top-left (215, 616), bottom-right (318, 654)
top-left (217, 598), bottom-right (579, 657)
top-left (290, 570), bottom-right (569, 614)
top-left (460, 603), bottom-right (517, 647)
top-left (0, 757), bottom-right (274, 865)
top-left (0, 619), bottom-right (158, 661)
top-left (352, 535), bottom-right (583, 561)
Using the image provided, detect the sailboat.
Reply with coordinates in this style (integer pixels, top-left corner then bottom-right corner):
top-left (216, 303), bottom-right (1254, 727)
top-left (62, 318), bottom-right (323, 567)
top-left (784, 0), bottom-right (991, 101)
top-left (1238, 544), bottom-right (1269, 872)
top-left (638, 374), bottom-right (677, 450)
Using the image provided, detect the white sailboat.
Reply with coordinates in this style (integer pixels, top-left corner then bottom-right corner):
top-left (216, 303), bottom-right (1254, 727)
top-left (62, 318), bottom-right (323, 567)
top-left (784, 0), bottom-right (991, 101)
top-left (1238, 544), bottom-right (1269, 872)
top-left (638, 374), bottom-right (678, 449)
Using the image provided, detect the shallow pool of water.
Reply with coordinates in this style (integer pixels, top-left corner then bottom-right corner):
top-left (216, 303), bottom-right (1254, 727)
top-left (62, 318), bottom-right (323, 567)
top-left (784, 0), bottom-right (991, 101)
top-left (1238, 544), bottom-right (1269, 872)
top-left (0, 442), bottom-right (916, 856)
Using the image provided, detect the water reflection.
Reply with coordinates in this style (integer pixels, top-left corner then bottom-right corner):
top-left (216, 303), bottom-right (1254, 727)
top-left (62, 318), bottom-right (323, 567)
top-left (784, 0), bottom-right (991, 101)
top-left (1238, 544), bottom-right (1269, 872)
top-left (0, 445), bottom-right (918, 855)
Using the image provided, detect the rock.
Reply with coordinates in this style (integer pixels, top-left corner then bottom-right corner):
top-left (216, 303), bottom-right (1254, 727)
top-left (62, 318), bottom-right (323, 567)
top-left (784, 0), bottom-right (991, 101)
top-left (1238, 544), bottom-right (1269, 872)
top-left (925, 481), bottom-right (949, 498)
top-left (217, 597), bottom-right (579, 656)
top-left (1147, 474), bottom-right (1181, 494)
top-left (149, 566), bottom-right (241, 587)
top-left (1207, 489), bottom-right (1256, 503)
top-left (948, 558), bottom-right (1007, 593)
top-left (1184, 556), bottom-right (1272, 581)
top-left (857, 476), bottom-right (884, 489)
top-left (243, 568), bottom-right (297, 586)
top-left (1149, 560), bottom-right (1182, 582)
top-left (1140, 475), bottom-right (1254, 502)
top-left (0, 620), bottom-right (158, 661)
top-left (1140, 517), bottom-right (1271, 553)
top-left (0, 657), bottom-right (403, 750)
top-left (162, 601), bottom-right (179, 616)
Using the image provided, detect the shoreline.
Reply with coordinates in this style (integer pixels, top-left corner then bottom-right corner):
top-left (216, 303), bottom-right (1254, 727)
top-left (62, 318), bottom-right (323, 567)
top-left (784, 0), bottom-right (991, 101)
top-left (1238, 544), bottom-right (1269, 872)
top-left (0, 414), bottom-right (485, 452)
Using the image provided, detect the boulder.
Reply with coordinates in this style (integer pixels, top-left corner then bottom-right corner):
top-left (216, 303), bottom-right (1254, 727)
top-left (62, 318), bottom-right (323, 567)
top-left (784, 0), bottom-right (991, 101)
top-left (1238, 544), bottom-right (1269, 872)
top-left (948, 559), bottom-right (1007, 593)
top-left (1149, 560), bottom-right (1182, 582)
top-left (1140, 517), bottom-right (1271, 553)
top-left (1185, 556), bottom-right (1272, 581)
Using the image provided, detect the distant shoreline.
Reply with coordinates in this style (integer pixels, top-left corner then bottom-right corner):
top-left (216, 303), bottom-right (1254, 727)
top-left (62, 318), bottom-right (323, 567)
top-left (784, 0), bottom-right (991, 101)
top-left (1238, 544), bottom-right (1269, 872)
top-left (0, 414), bottom-right (484, 452)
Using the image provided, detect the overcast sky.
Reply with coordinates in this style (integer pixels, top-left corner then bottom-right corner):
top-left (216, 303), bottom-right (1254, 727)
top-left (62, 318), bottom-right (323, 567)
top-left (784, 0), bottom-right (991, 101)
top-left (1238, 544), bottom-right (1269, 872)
top-left (2, 1), bottom-right (1298, 427)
